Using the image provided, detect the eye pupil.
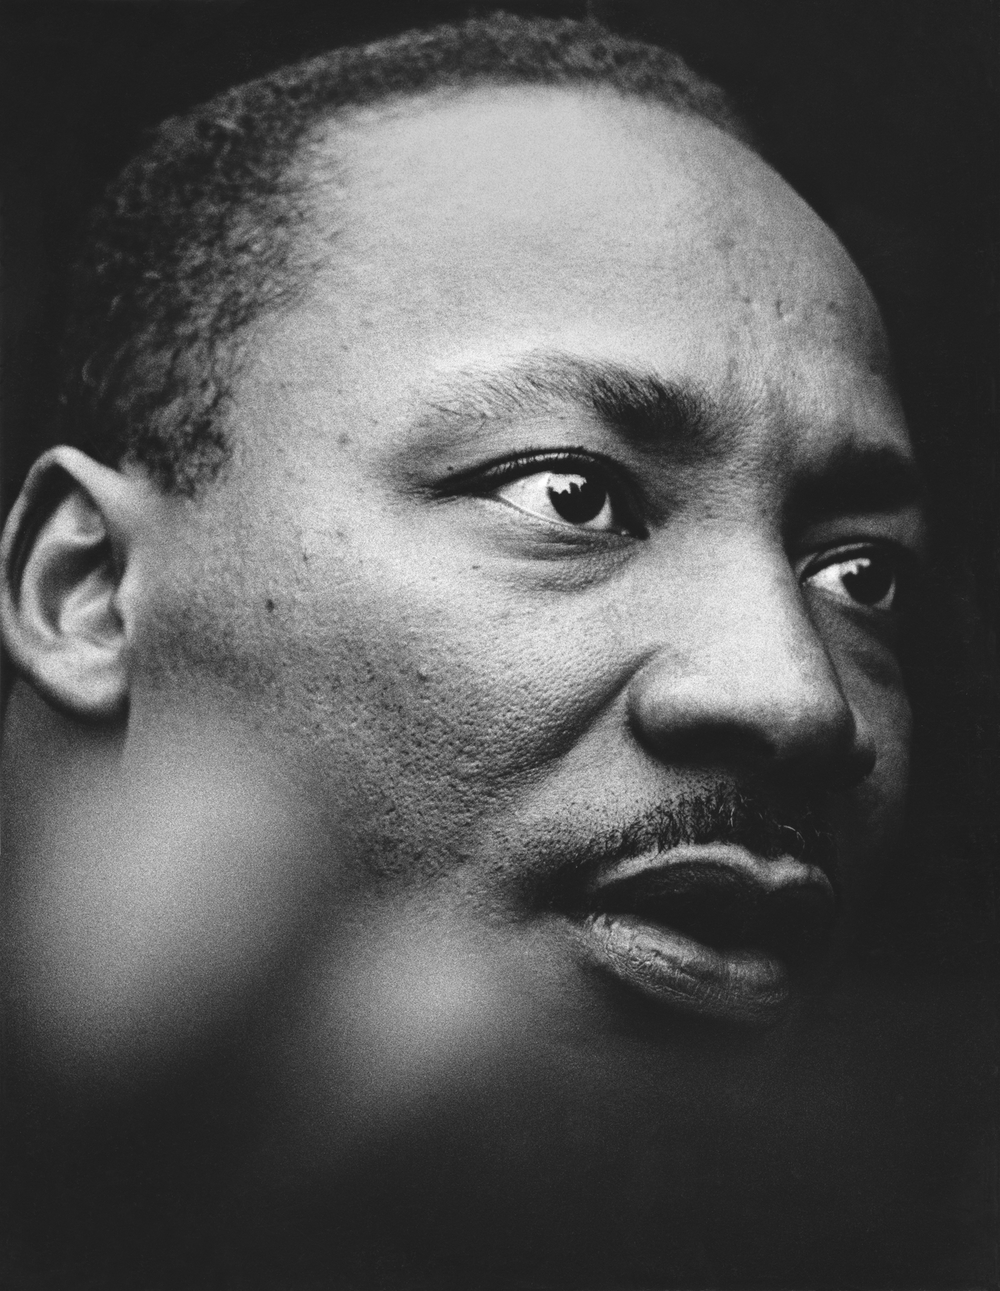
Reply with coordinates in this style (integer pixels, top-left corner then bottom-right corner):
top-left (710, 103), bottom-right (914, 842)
top-left (842, 557), bottom-right (894, 605)
top-left (547, 473), bottom-right (606, 524)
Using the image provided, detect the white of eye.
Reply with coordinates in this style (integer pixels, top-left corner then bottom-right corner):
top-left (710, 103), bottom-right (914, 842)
top-left (804, 553), bottom-right (897, 611)
top-left (495, 470), bottom-right (618, 531)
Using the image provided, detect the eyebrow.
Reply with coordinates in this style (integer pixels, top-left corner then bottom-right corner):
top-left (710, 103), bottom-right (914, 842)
top-left (788, 441), bottom-right (924, 523)
top-left (414, 352), bottom-right (720, 457)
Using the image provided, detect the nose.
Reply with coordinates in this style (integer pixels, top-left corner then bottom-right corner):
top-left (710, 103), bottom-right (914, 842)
top-left (626, 540), bottom-right (876, 790)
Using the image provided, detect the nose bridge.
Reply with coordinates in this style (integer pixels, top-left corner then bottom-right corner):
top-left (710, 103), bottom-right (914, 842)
top-left (695, 541), bottom-right (836, 709)
top-left (626, 528), bottom-right (869, 781)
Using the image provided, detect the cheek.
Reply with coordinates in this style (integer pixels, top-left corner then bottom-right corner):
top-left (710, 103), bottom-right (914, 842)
top-left (811, 599), bottom-right (912, 761)
top-left (132, 517), bottom-right (636, 898)
top-left (816, 607), bottom-right (912, 882)
top-left (304, 569), bottom-right (631, 803)
top-left (214, 517), bottom-right (636, 800)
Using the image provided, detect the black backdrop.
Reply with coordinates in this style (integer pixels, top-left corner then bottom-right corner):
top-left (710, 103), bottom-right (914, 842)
top-left (2, 2), bottom-right (997, 1285)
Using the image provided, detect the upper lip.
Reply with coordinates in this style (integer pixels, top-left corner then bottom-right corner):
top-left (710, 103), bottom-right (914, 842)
top-left (578, 843), bottom-right (838, 966)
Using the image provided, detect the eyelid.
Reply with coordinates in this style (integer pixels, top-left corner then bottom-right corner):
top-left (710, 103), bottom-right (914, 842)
top-left (797, 538), bottom-right (920, 578)
top-left (443, 447), bottom-right (614, 488)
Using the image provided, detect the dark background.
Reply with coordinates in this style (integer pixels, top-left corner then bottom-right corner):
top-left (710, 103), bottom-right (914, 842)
top-left (1, 1), bottom-right (997, 1286)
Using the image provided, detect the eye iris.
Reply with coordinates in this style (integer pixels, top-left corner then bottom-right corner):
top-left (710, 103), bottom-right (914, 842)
top-left (546, 473), bottom-right (606, 524)
top-left (842, 556), bottom-right (894, 605)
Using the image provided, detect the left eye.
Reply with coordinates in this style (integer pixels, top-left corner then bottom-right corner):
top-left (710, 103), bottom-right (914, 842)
top-left (494, 468), bottom-right (622, 532)
top-left (802, 549), bottom-right (899, 612)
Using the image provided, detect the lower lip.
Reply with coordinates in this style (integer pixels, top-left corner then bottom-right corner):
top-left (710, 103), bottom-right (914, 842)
top-left (574, 911), bottom-right (794, 1026)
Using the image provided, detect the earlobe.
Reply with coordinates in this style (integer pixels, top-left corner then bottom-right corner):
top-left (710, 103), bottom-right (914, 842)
top-left (1, 448), bottom-right (144, 722)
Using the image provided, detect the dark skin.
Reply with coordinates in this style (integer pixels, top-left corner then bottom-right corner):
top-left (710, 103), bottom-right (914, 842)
top-left (1, 86), bottom-right (926, 1285)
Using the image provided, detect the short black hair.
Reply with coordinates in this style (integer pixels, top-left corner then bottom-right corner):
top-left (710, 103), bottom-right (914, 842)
top-left (56, 11), bottom-right (751, 496)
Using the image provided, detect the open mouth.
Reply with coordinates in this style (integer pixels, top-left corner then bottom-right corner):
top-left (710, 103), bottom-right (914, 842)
top-left (569, 844), bottom-right (837, 1025)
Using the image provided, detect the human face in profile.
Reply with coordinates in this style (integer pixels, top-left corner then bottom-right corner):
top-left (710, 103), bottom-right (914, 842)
top-left (7, 84), bottom-right (924, 1220)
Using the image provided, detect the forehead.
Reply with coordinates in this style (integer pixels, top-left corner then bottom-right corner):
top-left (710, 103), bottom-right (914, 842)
top-left (239, 85), bottom-right (908, 475)
top-left (328, 86), bottom-right (860, 297)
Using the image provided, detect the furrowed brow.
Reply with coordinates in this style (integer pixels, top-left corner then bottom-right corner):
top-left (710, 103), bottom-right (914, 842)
top-left (414, 353), bottom-right (717, 454)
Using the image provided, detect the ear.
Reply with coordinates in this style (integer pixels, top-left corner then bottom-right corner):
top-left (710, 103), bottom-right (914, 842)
top-left (1, 447), bottom-right (148, 722)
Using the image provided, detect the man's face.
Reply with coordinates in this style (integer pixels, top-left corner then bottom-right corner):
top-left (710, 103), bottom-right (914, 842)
top-left (12, 85), bottom-right (923, 1249)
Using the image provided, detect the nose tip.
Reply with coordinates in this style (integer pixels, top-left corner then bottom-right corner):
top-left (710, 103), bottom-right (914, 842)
top-left (626, 640), bottom-right (877, 791)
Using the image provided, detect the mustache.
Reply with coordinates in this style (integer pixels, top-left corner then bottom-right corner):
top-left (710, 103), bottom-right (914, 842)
top-left (540, 784), bottom-right (839, 893)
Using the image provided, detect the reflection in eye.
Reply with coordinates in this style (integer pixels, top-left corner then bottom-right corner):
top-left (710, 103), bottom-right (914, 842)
top-left (495, 469), bottom-right (619, 532)
top-left (803, 550), bottom-right (898, 612)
